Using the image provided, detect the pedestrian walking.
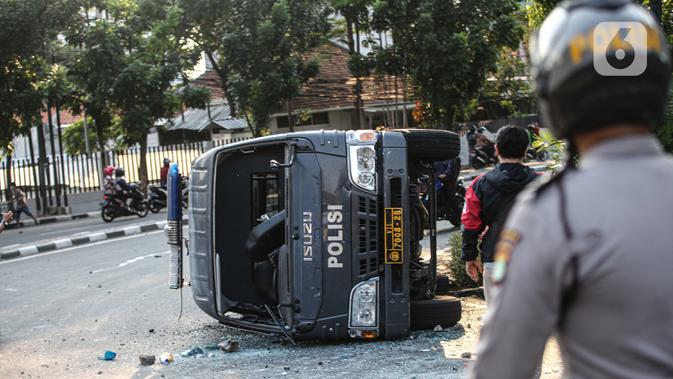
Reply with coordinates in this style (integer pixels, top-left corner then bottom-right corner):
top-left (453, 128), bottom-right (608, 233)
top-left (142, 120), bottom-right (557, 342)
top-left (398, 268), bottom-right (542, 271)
top-left (471, 1), bottom-right (673, 378)
top-left (461, 126), bottom-right (539, 304)
top-left (8, 183), bottom-right (38, 227)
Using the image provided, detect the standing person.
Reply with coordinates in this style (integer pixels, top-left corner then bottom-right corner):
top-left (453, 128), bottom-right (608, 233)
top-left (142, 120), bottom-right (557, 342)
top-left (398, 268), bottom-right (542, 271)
top-left (8, 183), bottom-right (38, 227)
top-left (160, 158), bottom-right (170, 188)
top-left (471, 1), bottom-right (673, 378)
top-left (0, 211), bottom-right (13, 234)
top-left (461, 126), bottom-right (539, 304)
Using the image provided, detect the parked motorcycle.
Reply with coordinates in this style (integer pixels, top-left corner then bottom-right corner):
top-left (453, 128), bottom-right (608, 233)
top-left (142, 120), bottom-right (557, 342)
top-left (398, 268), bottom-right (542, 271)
top-left (101, 184), bottom-right (149, 222)
top-left (148, 176), bottom-right (188, 213)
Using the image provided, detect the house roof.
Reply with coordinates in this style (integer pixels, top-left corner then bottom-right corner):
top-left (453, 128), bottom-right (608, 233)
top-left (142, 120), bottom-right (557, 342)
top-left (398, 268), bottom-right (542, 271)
top-left (191, 68), bottom-right (225, 100)
top-left (274, 42), bottom-right (414, 115)
top-left (164, 100), bottom-right (247, 132)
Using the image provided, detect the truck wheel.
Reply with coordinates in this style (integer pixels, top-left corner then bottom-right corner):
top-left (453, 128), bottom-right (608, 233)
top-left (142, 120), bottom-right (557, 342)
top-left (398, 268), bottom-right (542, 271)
top-left (399, 129), bottom-right (461, 162)
top-left (410, 296), bottom-right (461, 330)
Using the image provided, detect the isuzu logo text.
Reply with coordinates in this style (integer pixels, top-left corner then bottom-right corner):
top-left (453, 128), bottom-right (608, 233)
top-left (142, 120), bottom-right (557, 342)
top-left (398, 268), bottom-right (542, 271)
top-left (326, 205), bottom-right (344, 268)
top-left (303, 212), bottom-right (313, 262)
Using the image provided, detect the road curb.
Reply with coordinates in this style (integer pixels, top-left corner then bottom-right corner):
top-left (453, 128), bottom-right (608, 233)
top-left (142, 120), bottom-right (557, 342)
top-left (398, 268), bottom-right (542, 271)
top-left (4, 211), bottom-right (100, 230)
top-left (0, 217), bottom-right (186, 261)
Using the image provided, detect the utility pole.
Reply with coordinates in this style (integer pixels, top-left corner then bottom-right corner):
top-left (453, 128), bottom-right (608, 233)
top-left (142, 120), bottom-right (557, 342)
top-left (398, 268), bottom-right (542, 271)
top-left (36, 121), bottom-right (50, 213)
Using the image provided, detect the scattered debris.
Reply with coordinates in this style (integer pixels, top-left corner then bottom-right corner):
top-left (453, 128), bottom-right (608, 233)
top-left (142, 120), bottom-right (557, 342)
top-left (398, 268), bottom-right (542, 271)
top-left (433, 325), bottom-right (443, 332)
top-left (318, 362), bottom-right (323, 366)
top-left (461, 352), bottom-right (472, 359)
top-left (217, 340), bottom-right (240, 353)
top-left (149, 329), bottom-right (155, 334)
top-left (467, 323), bottom-right (471, 329)
top-left (139, 355), bottom-right (156, 366)
top-left (207, 353), bottom-right (216, 358)
top-left (159, 352), bottom-right (174, 364)
top-left (180, 346), bottom-right (204, 357)
top-left (99, 351), bottom-right (116, 361)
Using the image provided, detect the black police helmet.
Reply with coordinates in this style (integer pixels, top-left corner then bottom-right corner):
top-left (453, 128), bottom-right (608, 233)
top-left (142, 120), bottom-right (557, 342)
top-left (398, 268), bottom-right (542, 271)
top-left (115, 167), bottom-right (125, 177)
top-left (530, 0), bottom-right (671, 139)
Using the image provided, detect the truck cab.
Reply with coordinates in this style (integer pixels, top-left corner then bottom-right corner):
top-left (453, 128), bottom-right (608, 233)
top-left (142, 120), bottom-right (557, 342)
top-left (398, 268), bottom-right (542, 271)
top-left (187, 129), bottom-right (461, 340)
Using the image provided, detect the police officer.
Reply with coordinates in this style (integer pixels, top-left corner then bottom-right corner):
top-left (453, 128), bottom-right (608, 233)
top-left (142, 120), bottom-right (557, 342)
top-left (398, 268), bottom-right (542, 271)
top-left (471, 1), bottom-right (673, 378)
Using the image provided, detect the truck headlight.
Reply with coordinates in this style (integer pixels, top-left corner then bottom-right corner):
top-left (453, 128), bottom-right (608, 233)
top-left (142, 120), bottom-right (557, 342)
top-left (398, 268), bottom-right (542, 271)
top-left (349, 277), bottom-right (379, 328)
top-left (347, 131), bottom-right (378, 193)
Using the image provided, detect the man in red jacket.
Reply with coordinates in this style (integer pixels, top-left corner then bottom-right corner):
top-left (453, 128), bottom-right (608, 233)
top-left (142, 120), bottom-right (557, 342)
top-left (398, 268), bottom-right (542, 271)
top-left (461, 126), bottom-right (539, 304)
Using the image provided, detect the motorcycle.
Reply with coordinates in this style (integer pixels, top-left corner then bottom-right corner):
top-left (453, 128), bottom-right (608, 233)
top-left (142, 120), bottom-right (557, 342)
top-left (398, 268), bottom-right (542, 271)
top-left (526, 147), bottom-right (550, 162)
top-left (470, 142), bottom-right (497, 169)
top-left (467, 126), bottom-right (497, 169)
top-left (101, 183), bottom-right (149, 222)
top-left (148, 176), bottom-right (189, 213)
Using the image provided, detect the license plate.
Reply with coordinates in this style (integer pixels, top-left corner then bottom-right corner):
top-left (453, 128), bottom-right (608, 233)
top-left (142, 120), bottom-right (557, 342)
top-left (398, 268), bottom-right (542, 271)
top-left (384, 207), bottom-right (403, 264)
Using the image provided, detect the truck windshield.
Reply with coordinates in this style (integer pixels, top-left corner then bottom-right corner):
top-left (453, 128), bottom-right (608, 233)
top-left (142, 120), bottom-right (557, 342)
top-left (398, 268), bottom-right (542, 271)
top-left (251, 173), bottom-right (283, 225)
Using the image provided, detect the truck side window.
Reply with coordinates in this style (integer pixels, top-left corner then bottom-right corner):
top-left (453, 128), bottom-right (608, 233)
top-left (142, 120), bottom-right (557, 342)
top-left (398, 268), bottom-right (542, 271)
top-left (251, 173), bottom-right (283, 225)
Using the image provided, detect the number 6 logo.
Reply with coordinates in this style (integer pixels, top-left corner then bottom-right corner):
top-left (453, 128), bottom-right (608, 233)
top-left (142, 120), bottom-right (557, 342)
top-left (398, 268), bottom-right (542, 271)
top-left (593, 22), bottom-right (648, 77)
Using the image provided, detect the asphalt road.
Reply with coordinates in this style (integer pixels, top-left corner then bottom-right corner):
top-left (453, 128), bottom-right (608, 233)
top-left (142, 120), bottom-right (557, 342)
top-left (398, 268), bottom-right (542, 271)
top-left (0, 211), bottom-right (167, 249)
top-left (0, 227), bottom-right (489, 379)
top-left (0, 227), bottom-right (564, 378)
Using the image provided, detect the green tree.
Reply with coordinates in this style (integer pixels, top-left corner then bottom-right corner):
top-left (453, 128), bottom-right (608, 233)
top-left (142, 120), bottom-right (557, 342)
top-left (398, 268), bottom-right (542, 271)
top-left (331, 0), bottom-right (373, 128)
top-left (182, 0), bottom-right (331, 135)
top-left (481, 47), bottom-right (534, 119)
top-left (371, 0), bottom-right (524, 127)
top-left (66, 20), bottom-right (127, 164)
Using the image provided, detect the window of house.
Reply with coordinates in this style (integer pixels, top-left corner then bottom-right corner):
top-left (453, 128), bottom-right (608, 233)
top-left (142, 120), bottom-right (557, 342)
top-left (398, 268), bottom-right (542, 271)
top-left (277, 112), bottom-right (330, 128)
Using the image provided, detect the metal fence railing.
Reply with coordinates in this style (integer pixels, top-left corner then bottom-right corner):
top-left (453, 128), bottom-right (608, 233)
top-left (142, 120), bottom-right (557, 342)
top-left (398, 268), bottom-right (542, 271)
top-left (0, 137), bottom-right (248, 204)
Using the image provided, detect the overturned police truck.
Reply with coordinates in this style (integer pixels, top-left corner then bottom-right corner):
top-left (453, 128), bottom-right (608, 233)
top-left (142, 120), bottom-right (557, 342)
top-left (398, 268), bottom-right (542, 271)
top-left (174, 129), bottom-right (462, 341)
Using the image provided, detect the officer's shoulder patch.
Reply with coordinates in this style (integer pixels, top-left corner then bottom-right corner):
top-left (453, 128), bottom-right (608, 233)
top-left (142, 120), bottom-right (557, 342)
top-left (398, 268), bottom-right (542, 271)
top-left (492, 229), bottom-right (521, 284)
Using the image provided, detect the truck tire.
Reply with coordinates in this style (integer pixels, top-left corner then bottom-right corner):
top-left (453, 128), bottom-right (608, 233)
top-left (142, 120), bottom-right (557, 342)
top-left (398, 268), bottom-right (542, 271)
top-left (410, 296), bottom-right (462, 330)
top-left (399, 129), bottom-right (461, 162)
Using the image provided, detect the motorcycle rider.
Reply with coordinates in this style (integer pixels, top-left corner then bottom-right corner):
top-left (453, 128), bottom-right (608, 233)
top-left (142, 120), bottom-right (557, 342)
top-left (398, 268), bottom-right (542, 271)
top-left (160, 158), bottom-right (170, 188)
top-left (114, 167), bottom-right (133, 212)
top-left (471, 1), bottom-right (673, 378)
top-left (461, 126), bottom-right (539, 304)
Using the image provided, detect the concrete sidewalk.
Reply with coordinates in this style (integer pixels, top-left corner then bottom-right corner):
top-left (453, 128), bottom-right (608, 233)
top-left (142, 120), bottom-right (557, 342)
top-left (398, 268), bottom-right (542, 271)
top-left (4, 211), bottom-right (101, 230)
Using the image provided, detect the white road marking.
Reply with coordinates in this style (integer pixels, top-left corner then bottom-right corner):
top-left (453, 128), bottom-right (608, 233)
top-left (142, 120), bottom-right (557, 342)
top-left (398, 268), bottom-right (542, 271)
top-left (0, 230), bottom-right (165, 265)
top-left (91, 251), bottom-right (170, 274)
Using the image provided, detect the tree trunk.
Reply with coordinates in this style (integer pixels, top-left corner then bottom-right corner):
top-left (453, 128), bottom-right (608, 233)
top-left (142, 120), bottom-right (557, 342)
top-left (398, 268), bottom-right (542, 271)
top-left (35, 122), bottom-right (50, 212)
top-left (138, 135), bottom-right (149, 195)
top-left (243, 112), bottom-right (257, 137)
top-left (5, 153), bottom-right (12, 202)
top-left (205, 51), bottom-right (238, 117)
top-left (27, 128), bottom-right (41, 212)
top-left (47, 103), bottom-right (61, 207)
top-left (287, 99), bottom-right (295, 133)
top-left (91, 110), bottom-right (108, 168)
top-left (55, 102), bottom-right (68, 207)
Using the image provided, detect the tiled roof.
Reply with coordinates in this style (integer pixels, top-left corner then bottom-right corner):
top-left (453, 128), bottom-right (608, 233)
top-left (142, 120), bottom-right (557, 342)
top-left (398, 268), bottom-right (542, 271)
top-left (191, 42), bottom-right (414, 117)
top-left (41, 107), bottom-right (82, 127)
top-left (191, 69), bottom-right (225, 100)
top-left (275, 42), bottom-right (414, 114)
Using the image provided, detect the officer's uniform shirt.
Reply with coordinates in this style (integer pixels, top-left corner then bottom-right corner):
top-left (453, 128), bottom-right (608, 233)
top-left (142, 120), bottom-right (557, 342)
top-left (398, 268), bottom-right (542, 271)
top-left (471, 135), bottom-right (673, 379)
